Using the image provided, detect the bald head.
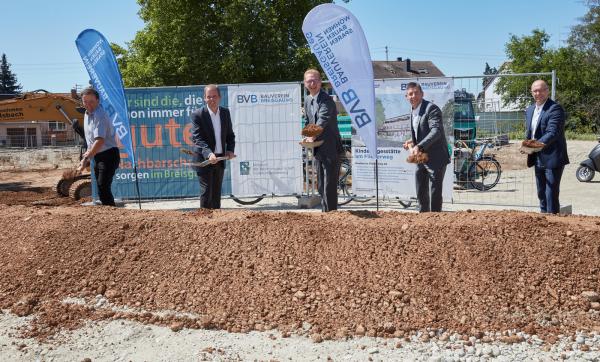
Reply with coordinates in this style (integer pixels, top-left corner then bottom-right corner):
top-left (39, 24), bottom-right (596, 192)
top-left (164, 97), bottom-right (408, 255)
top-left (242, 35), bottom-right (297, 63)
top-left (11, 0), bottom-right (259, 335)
top-left (531, 80), bottom-right (550, 105)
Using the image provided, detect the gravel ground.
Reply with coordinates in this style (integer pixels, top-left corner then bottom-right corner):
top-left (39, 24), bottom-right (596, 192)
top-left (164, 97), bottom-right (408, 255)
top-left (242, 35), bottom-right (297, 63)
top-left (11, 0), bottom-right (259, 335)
top-left (1, 309), bottom-right (599, 361)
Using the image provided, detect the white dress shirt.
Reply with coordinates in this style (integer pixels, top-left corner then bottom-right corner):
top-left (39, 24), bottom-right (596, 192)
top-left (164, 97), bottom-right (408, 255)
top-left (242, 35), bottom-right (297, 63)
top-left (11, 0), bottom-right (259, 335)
top-left (530, 101), bottom-right (546, 139)
top-left (411, 102), bottom-right (422, 138)
top-left (208, 107), bottom-right (223, 154)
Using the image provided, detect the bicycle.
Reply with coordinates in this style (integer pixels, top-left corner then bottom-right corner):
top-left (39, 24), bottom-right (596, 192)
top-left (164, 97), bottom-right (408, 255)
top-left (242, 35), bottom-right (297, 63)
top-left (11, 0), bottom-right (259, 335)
top-left (231, 194), bottom-right (264, 205)
top-left (337, 156), bottom-right (354, 206)
top-left (337, 145), bottom-right (373, 206)
top-left (453, 139), bottom-right (502, 191)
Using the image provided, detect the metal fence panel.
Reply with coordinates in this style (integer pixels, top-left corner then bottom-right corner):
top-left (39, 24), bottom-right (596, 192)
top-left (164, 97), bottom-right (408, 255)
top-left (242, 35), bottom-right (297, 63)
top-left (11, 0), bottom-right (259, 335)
top-left (450, 72), bottom-right (554, 208)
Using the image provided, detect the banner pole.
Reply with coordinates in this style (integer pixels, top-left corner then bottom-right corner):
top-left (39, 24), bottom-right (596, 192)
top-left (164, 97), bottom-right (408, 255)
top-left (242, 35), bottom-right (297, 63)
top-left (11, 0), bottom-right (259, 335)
top-left (375, 159), bottom-right (379, 211)
top-left (133, 164), bottom-right (142, 210)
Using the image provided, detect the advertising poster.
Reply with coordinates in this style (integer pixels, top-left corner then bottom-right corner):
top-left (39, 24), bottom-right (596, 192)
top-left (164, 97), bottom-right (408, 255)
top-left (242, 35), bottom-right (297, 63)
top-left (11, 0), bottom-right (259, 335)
top-left (228, 83), bottom-right (303, 197)
top-left (110, 83), bottom-right (302, 200)
top-left (352, 78), bottom-right (455, 201)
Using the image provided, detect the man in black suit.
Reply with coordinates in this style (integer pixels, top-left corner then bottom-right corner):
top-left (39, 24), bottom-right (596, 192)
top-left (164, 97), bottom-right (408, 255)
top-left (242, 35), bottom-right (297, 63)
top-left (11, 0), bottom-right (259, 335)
top-left (191, 84), bottom-right (236, 209)
top-left (524, 79), bottom-right (569, 214)
top-left (402, 82), bottom-right (450, 212)
top-left (303, 69), bottom-right (343, 212)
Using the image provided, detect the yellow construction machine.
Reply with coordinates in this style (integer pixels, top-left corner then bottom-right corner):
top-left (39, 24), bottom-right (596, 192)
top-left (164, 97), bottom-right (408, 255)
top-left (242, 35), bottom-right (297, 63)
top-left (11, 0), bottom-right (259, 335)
top-left (0, 90), bottom-right (92, 200)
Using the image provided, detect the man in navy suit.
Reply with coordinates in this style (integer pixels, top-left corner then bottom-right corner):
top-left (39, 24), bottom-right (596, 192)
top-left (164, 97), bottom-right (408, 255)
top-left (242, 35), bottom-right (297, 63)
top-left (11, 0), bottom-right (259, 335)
top-left (190, 84), bottom-right (236, 209)
top-left (525, 79), bottom-right (569, 214)
top-left (402, 82), bottom-right (451, 212)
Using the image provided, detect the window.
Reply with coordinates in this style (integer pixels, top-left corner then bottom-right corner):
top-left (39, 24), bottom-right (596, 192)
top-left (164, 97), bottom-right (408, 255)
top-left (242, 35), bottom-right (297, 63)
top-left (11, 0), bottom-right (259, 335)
top-left (48, 121), bottom-right (67, 131)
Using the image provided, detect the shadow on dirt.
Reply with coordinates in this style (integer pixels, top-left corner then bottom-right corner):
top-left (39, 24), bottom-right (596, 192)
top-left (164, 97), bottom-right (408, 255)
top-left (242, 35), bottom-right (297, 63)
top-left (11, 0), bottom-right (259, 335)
top-left (0, 182), bottom-right (47, 193)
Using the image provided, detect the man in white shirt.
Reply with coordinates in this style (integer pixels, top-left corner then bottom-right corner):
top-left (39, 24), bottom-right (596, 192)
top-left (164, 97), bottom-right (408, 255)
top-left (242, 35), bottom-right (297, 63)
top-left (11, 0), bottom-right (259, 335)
top-left (78, 87), bottom-right (120, 206)
top-left (190, 84), bottom-right (236, 209)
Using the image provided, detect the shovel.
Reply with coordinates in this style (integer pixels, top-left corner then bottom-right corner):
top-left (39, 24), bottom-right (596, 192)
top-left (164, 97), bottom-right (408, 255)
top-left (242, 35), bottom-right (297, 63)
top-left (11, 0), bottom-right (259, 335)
top-left (180, 148), bottom-right (231, 167)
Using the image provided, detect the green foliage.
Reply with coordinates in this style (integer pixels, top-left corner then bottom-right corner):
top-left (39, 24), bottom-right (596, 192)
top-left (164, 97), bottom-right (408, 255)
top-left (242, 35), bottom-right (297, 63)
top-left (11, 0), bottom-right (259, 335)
top-left (117, 0), bottom-right (332, 87)
top-left (498, 2), bottom-right (600, 135)
top-left (0, 54), bottom-right (22, 95)
top-left (507, 123), bottom-right (526, 140)
top-left (496, 29), bottom-right (552, 110)
top-left (565, 131), bottom-right (599, 140)
top-left (482, 62), bottom-right (498, 88)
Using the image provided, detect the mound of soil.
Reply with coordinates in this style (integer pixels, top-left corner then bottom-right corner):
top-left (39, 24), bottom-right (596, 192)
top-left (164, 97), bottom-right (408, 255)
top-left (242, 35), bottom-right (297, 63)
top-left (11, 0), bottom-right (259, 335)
top-left (301, 124), bottom-right (323, 138)
top-left (1, 205), bottom-right (599, 342)
top-left (406, 152), bottom-right (429, 164)
top-left (522, 140), bottom-right (545, 148)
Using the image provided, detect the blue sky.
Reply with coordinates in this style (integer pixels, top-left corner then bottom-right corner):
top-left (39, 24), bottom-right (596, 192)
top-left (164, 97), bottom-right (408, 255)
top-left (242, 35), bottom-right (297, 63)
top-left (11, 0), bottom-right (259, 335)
top-left (0, 0), bottom-right (588, 92)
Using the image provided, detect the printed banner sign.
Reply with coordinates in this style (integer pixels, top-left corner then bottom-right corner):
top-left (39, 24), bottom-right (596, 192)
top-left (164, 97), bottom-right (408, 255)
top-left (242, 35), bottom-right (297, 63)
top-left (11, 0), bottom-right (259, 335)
top-left (75, 29), bottom-right (135, 165)
top-left (352, 78), bottom-right (455, 201)
top-left (303, 4), bottom-right (377, 159)
top-left (107, 83), bottom-right (302, 200)
top-left (228, 84), bottom-right (303, 197)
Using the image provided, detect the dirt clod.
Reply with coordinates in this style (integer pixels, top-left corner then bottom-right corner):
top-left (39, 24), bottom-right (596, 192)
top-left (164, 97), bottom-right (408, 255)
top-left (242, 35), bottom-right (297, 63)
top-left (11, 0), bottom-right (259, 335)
top-left (301, 124), bottom-right (323, 138)
top-left (406, 152), bottom-right (429, 164)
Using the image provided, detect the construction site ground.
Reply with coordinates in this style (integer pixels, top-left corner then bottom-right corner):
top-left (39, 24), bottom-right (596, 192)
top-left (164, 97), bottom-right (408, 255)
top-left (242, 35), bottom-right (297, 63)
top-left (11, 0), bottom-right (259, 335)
top-left (0, 141), bottom-right (599, 361)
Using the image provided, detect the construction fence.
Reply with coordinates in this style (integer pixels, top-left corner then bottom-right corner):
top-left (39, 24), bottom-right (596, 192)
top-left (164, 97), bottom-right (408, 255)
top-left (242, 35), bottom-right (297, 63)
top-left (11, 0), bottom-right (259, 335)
top-left (2, 72), bottom-right (555, 208)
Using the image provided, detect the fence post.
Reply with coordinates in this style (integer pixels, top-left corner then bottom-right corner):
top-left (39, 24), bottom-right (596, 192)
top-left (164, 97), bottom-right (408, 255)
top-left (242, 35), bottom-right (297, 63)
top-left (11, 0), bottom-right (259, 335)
top-left (551, 70), bottom-right (557, 101)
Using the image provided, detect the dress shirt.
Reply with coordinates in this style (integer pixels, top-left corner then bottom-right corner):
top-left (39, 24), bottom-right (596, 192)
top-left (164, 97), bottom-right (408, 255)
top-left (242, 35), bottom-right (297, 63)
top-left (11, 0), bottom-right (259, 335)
top-left (531, 101), bottom-right (546, 138)
top-left (208, 107), bottom-right (223, 154)
top-left (411, 102), bottom-right (422, 138)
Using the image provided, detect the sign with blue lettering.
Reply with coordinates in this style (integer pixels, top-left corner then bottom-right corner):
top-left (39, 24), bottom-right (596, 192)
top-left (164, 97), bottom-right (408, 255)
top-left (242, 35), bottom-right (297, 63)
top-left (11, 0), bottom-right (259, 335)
top-left (98, 83), bottom-right (302, 201)
top-left (112, 86), bottom-right (232, 199)
top-left (303, 4), bottom-right (378, 159)
top-left (75, 29), bottom-right (136, 165)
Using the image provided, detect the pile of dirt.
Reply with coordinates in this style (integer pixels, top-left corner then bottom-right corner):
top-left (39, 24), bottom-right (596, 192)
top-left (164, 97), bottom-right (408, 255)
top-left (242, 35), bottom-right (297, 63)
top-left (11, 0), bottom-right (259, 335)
top-left (301, 124), bottom-right (323, 138)
top-left (0, 205), bottom-right (599, 342)
top-left (406, 152), bottom-right (429, 164)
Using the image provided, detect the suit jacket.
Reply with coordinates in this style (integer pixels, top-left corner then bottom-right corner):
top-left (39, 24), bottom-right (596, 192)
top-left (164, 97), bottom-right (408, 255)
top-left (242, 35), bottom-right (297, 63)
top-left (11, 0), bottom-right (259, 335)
top-left (190, 106), bottom-right (235, 173)
top-left (525, 99), bottom-right (569, 169)
top-left (304, 90), bottom-right (343, 161)
top-left (411, 100), bottom-right (450, 170)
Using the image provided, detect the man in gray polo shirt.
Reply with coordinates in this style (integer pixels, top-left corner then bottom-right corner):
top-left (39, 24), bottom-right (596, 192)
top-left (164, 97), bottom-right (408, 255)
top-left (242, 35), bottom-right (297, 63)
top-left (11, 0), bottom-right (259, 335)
top-left (78, 87), bottom-right (120, 206)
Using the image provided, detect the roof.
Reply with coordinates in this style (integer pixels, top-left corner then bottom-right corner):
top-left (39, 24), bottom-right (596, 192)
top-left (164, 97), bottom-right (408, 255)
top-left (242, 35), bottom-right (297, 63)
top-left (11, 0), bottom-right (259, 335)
top-left (372, 60), bottom-right (445, 79)
top-left (482, 61), bottom-right (511, 92)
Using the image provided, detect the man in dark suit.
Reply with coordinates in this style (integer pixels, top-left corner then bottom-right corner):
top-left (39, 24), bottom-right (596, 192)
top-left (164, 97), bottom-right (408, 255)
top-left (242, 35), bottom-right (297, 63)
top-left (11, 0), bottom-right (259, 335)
top-left (303, 69), bottom-right (343, 212)
top-left (402, 82), bottom-right (450, 212)
top-left (190, 84), bottom-right (236, 209)
top-left (524, 79), bottom-right (569, 214)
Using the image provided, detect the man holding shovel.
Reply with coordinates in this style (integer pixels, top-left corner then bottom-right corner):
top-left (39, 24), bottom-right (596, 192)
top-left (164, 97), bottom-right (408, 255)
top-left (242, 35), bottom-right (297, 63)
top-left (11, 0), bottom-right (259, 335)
top-left (78, 87), bottom-right (120, 206)
top-left (190, 84), bottom-right (236, 209)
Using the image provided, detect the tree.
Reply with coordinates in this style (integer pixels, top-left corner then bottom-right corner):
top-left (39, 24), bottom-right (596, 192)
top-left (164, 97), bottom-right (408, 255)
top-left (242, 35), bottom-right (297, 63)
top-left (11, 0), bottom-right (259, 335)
top-left (496, 28), bottom-right (599, 133)
top-left (567, 0), bottom-right (600, 131)
top-left (495, 1), bottom-right (600, 134)
top-left (495, 29), bottom-right (552, 109)
top-left (118, 0), bottom-right (333, 87)
top-left (482, 62), bottom-right (498, 88)
top-left (0, 54), bottom-right (22, 95)
top-left (568, 0), bottom-right (600, 57)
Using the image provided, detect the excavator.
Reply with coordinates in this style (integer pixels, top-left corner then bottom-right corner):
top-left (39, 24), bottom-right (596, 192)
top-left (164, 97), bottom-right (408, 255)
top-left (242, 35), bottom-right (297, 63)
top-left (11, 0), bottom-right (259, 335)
top-left (0, 89), bottom-right (92, 200)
